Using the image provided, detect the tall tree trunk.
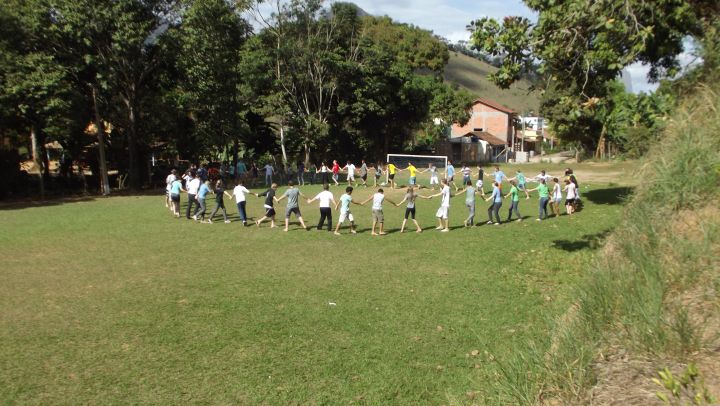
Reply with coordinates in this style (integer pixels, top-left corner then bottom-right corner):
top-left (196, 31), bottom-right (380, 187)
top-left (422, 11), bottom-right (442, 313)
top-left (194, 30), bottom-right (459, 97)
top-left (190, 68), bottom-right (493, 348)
top-left (92, 86), bottom-right (111, 195)
top-left (595, 124), bottom-right (607, 159)
top-left (232, 139), bottom-right (238, 180)
top-left (30, 125), bottom-right (45, 199)
top-left (124, 95), bottom-right (140, 190)
top-left (279, 123), bottom-right (288, 169)
top-left (303, 141), bottom-right (311, 166)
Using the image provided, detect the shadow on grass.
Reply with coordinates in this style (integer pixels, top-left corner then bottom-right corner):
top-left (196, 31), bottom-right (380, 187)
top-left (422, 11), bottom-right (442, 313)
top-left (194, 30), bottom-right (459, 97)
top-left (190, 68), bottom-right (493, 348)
top-left (583, 186), bottom-right (634, 205)
top-left (0, 196), bottom-right (97, 211)
top-left (552, 230), bottom-right (612, 252)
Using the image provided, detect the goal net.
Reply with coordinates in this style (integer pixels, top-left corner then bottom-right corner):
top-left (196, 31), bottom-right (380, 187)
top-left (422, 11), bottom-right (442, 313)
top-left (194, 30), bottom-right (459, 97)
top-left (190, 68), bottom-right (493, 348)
top-left (385, 154), bottom-right (448, 187)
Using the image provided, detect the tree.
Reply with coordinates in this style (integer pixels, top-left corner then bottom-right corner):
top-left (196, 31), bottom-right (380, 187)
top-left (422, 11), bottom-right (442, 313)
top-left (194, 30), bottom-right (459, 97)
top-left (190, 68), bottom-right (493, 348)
top-left (468, 0), bottom-right (715, 153)
top-left (174, 0), bottom-right (251, 165)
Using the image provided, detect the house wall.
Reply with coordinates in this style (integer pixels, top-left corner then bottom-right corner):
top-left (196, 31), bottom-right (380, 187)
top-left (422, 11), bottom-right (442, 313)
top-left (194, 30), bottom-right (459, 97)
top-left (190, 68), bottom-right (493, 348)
top-left (451, 102), bottom-right (513, 143)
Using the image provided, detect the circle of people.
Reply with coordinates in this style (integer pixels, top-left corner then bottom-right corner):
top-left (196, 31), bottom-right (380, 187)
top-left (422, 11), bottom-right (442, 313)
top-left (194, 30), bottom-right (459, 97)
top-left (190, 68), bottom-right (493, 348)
top-left (163, 160), bottom-right (581, 235)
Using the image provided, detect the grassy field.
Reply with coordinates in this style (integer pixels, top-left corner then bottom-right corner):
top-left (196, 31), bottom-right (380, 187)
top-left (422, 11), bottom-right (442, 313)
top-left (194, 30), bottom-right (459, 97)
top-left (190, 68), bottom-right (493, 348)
top-left (0, 163), bottom-right (636, 404)
top-left (443, 52), bottom-right (540, 113)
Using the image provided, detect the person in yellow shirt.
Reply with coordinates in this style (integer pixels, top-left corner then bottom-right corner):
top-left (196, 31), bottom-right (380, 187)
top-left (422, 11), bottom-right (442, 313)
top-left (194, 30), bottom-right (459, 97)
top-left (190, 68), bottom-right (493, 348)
top-left (387, 162), bottom-right (397, 189)
top-left (405, 162), bottom-right (418, 186)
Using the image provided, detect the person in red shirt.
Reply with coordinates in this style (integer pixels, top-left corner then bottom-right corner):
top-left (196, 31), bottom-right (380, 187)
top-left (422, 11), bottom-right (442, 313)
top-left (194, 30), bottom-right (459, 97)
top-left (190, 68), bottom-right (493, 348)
top-left (331, 160), bottom-right (340, 186)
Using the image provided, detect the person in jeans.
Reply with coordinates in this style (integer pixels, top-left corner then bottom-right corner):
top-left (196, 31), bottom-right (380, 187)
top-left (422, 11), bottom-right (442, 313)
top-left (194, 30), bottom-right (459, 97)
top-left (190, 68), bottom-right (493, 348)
top-left (208, 180), bottom-right (230, 224)
top-left (185, 172), bottom-right (201, 219)
top-left (454, 180), bottom-right (479, 227)
top-left (484, 181), bottom-right (503, 225)
top-left (229, 179), bottom-right (255, 226)
top-left (307, 184), bottom-right (336, 231)
top-left (505, 180), bottom-right (522, 222)
top-left (276, 181), bottom-right (309, 232)
top-left (194, 180), bottom-right (211, 222)
top-left (262, 163), bottom-right (274, 186)
top-left (297, 161), bottom-right (305, 186)
top-left (528, 178), bottom-right (550, 221)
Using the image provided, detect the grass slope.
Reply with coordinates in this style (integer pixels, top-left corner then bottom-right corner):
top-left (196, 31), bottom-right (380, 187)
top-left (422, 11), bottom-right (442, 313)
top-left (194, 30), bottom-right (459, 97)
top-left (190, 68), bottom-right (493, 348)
top-left (0, 165), bottom-right (632, 404)
top-left (443, 52), bottom-right (540, 113)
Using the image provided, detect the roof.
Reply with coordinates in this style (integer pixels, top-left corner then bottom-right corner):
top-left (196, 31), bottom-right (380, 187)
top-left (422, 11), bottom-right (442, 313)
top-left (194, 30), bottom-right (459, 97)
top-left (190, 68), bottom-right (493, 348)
top-left (473, 98), bottom-right (516, 114)
top-left (460, 131), bottom-right (506, 146)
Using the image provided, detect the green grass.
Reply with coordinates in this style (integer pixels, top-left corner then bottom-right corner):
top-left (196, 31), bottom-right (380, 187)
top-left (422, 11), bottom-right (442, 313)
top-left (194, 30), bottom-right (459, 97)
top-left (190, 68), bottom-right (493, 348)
top-left (443, 52), bottom-right (540, 113)
top-left (0, 175), bottom-right (632, 404)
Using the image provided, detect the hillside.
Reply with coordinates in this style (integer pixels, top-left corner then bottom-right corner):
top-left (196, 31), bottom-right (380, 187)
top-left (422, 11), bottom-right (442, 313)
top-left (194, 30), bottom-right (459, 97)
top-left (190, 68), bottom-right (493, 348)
top-left (443, 52), bottom-right (540, 113)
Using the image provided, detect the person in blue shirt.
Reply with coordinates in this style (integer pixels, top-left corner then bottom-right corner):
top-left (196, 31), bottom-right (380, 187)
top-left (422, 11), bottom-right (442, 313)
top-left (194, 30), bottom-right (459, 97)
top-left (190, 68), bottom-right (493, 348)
top-left (194, 180), bottom-right (211, 222)
top-left (492, 166), bottom-right (507, 190)
top-left (446, 161), bottom-right (458, 191)
top-left (169, 178), bottom-right (185, 218)
top-left (484, 181), bottom-right (503, 225)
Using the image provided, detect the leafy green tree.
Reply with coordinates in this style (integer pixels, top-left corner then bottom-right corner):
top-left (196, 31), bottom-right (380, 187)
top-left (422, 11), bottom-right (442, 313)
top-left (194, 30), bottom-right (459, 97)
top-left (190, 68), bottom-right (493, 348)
top-left (469, 0), bottom-right (715, 154)
top-left (174, 0), bottom-right (251, 165)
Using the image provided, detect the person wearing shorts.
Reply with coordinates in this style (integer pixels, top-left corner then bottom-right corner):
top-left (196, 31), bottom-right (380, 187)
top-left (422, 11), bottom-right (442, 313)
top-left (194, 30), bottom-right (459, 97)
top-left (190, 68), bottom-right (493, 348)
top-left (165, 169), bottom-right (177, 209)
top-left (307, 183), bottom-right (336, 231)
top-left (509, 170), bottom-right (530, 199)
top-left (256, 183), bottom-right (278, 228)
top-left (387, 162), bottom-right (397, 189)
top-left (394, 185), bottom-right (430, 233)
top-left (425, 164), bottom-right (439, 189)
top-left (475, 166), bottom-right (485, 195)
top-left (361, 188), bottom-right (395, 236)
top-left (169, 177), bottom-right (184, 218)
top-left (428, 179), bottom-right (451, 232)
top-left (455, 180), bottom-right (479, 227)
top-left (405, 162), bottom-right (418, 186)
top-left (343, 161), bottom-right (356, 186)
top-left (373, 163), bottom-right (383, 187)
top-left (276, 181), bottom-right (308, 231)
top-left (564, 179), bottom-right (577, 215)
top-left (550, 177), bottom-right (563, 217)
top-left (334, 186), bottom-right (360, 235)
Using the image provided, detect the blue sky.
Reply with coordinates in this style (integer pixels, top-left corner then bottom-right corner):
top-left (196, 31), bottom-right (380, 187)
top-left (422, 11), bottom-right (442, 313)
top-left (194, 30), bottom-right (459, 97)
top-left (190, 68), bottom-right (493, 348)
top-left (250, 0), bottom-right (685, 93)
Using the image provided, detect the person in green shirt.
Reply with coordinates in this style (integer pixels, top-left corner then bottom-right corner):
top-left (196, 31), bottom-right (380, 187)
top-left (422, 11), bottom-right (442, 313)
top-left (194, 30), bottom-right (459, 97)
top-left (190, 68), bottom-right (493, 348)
top-left (508, 170), bottom-right (530, 199)
top-left (527, 178), bottom-right (550, 221)
top-left (504, 180), bottom-right (522, 222)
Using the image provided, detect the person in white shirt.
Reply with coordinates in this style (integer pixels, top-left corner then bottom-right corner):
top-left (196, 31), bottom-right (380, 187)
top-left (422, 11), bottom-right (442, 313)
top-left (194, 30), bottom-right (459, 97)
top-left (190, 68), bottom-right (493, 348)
top-left (316, 162), bottom-right (329, 185)
top-left (263, 164), bottom-right (274, 186)
top-left (361, 188), bottom-right (396, 236)
top-left (564, 179), bottom-right (578, 215)
top-left (185, 173), bottom-right (201, 219)
top-left (229, 179), bottom-right (256, 226)
top-left (307, 184), bottom-right (337, 231)
top-left (343, 161), bottom-right (356, 186)
top-left (428, 179), bottom-right (452, 232)
top-left (533, 170), bottom-right (553, 184)
top-left (550, 177), bottom-right (563, 217)
top-left (165, 169), bottom-right (177, 209)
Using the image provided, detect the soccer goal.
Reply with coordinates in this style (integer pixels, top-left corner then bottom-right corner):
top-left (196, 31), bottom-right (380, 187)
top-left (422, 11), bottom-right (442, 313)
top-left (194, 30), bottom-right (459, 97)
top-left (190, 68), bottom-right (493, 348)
top-left (385, 153), bottom-right (448, 186)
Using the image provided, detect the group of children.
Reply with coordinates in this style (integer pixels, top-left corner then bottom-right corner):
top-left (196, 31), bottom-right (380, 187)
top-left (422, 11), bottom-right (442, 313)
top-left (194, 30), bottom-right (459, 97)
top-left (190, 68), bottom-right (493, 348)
top-left (165, 164), bottom-right (582, 235)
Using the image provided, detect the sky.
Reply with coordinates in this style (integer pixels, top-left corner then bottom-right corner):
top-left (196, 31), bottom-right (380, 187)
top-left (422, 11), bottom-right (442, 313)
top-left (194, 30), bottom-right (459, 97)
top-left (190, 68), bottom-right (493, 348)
top-left (249, 0), bottom-right (703, 94)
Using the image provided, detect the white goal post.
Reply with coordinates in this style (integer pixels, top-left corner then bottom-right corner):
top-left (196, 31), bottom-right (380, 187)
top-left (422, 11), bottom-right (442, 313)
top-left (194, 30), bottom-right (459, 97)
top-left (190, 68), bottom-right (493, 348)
top-left (385, 154), bottom-right (448, 185)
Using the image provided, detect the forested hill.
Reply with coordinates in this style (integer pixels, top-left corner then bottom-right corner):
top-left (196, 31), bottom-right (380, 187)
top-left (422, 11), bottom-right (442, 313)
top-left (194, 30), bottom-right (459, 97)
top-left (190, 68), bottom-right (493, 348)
top-left (443, 51), bottom-right (540, 113)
